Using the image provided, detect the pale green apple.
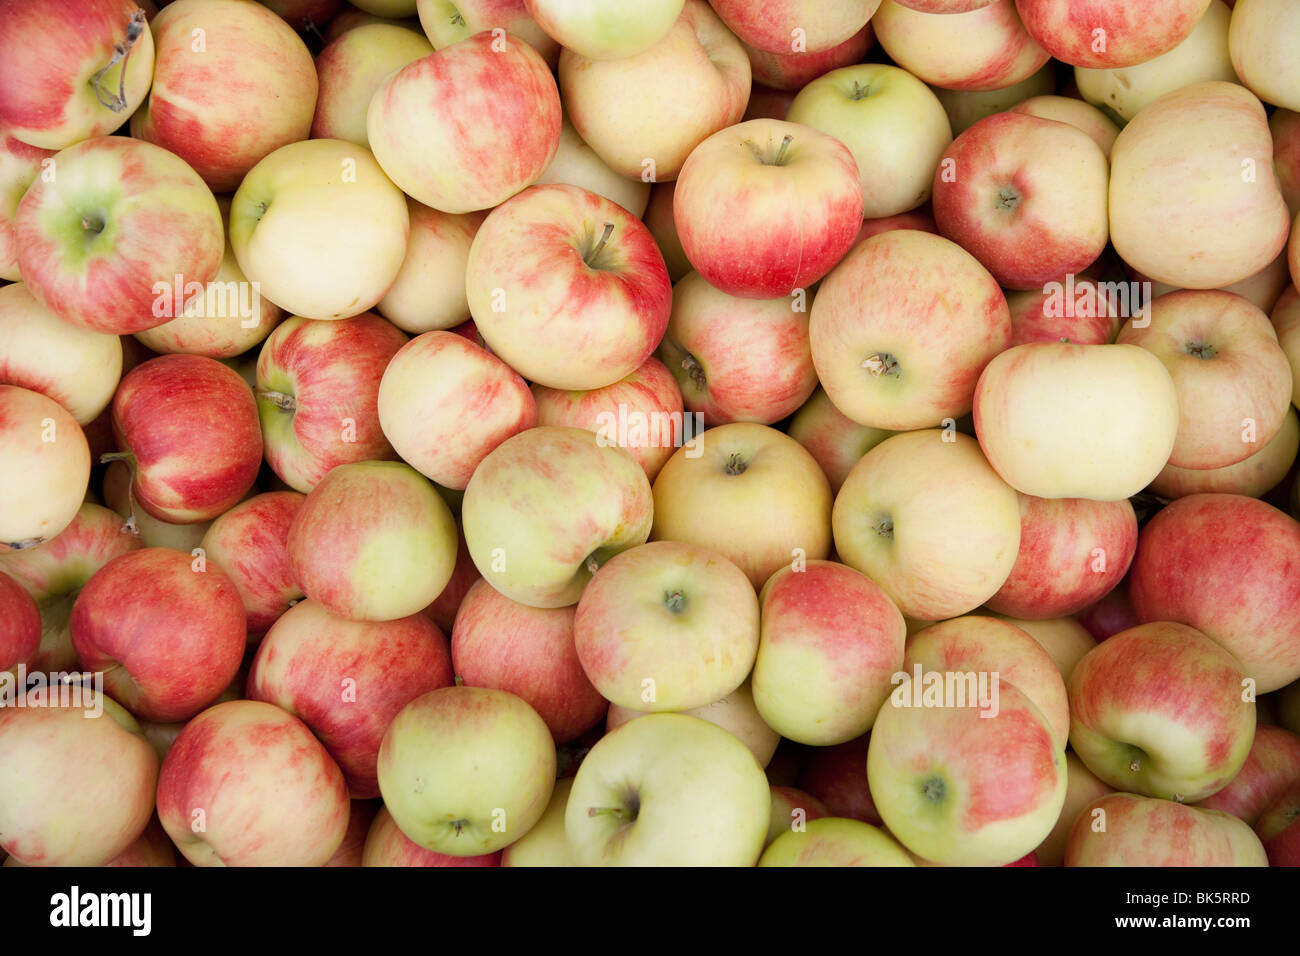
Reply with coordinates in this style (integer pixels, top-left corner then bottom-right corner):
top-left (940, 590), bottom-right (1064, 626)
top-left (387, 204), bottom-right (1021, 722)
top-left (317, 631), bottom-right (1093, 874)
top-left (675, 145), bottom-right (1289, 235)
top-left (501, 778), bottom-right (574, 867)
top-left (931, 65), bottom-right (1054, 137)
top-left (565, 713), bottom-right (770, 866)
top-left (605, 679), bottom-right (779, 766)
top-left (418, 0), bottom-right (559, 63)
top-left (759, 818), bottom-right (914, 867)
top-left (378, 686), bottom-right (556, 856)
top-left (527, 0), bottom-right (684, 60)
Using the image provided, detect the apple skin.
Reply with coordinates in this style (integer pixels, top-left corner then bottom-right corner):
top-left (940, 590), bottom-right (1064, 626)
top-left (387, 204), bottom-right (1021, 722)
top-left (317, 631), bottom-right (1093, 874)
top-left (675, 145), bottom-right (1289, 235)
top-left (130, 0), bottom-right (317, 193)
top-left (986, 495), bottom-right (1137, 620)
top-left (535, 117), bottom-right (652, 219)
top-left (642, 182), bottom-right (692, 282)
top-left (1229, 0), bottom-right (1300, 113)
top-left (1255, 778), bottom-right (1300, 865)
top-left (787, 388), bottom-right (894, 495)
top-left (565, 713), bottom-right (771, 866)
top-left (752, 560), bottom-right (906, 746)
top-left (658, 272), bottom-right (817, 426)
top-left (766, 786), bottom-right (830, 846)
top-left (462, 426), bottom-right (654, 609)
top-left (1015, 0), bottom-right (1211, 69)
top-left (199, 492), bottom-right (305, 638)
top-left (867, 679), bottom-right (1066, 867)
top-left (419, 0), bottom-right (559, 65)
top-left (500, 777), bottom-right (575, 867)
top-left (378, 202), bottom-right (485, 335)
top-left (786, 64), bottom-right (952, 221)
top-left (0, 570), bottom-right (40, 673)
top-left (1009, 95), bottom-right (1120, 158)
top-left (1004, 278), bottom-right (1124, 348)
top-left (262, 0), bottom-right (345, 30)
top-left (0, 692), bottom-right (158, 867)
top-left (422, 524), bottom-right (481, 634)
top-left (1150, 407), bottom-right (1300, 500)
top-left (0, 135), bottom-right (54, 282)
top-left (1272, 285), bottom-right (1300, 409)
top-left (0, 0), bottom-right (156, 151)
top-left (377, 686), bottom-right (557, 856)
top-left (158, 699), bottom-right (352, 867)
top-left (558, 0), bottom-right (751, 182)
top-left (111, 354), bottom-right (262, 524)
top-left (575, 540), bottom-right (759, 712)
top-left (743, 26), bottom-right (874, 91)
top-left (70, 548), bottom-right (247, 722)
top-left (605, 679), bottom-right (779, 767)
top-left (15, 136), bottom-right (224, 336)
top-left (367, 31), bottom-right (561, 214)
top-left (101, 817), bottom-right (178, 868)
top-left (378, 331), bottom-right (537, 490)
top-left (760, 817), bottom-right (914, 867)
top-left (532, 357), bottom-right (685, 482)
top-left (833, 430), bottom-right (1021, 621)
top-left (289, 461), bottom-right (458, 623)
top-left (973, 343), bottom-right (1180, 501)
top-left (931, 111), bottom-right (1110, 291)
top-left (1116, 290), bottom-right (1293, 470)
top-left (1065, 792), bottom-right (1267, 866)
top-left (809, 229), bottom-right (1011, 431)
top-left (311, 23), bottom-right (433, 149)
top-left (797, 735), bottom-right (882, 825)
top-left (247, 599), bottom-right (455, 798)
top-left (0, 385), bottom-right (92, 552)
top-left (1129, 494), bottom-right (1300, 694)
top-left (1274, 110), bottom-right (1300, 216)
top-left (930, 64), bottom-right (1055, 137)
top-left (256, 313), bottom-right (407, 494)
top-left (363, 805), bottom-right (501, 867)
top-left (230, 139), bottom-right (410, 322)
top-left (1108, 82), bottom-right (1290, 291)
top-left (989, 615), bottom-right (1096, 688)
top-left (524, 0), bottom-right (684, 60)
top-left (872, 0), bottom-right (1050, 92)
top-left (1194, 725), bottom-right (1300, 825)
top-left (1068, 621), bottom-right (1255, 802)
top-left (673, 119), bottom-right (863, 300)
top-left (323, 800), bottom-right (379, 868)
top-left (651, 422), bottom-right (833, 590)
top-left (1034, 751), bottom-right (1111, 866)
top-left (451, 578), bottom-right (607, 743)
top-left (708, 0), bottom-right (880, 54)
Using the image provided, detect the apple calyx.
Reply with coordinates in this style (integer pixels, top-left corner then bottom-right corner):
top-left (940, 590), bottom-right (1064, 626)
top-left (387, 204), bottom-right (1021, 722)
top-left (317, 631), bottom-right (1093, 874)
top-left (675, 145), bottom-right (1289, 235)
top-left (257, 389), bottom-right (297, 413)
top-left (80, 213), bottom-right (106, 236)
top-left (679, 353), bottom-right (707, 391)
top-left (2, 536), bottom-right (45, 551)
top-left (995, 187), bottom-right (1021, 213)
top-left (662, 588), bottom-right (687, 614)
top-left (724, 452), bottom-right (748, 476)
top-left (1185, 341), bottom-right (1217, 361)
top-left (921, 775), bottom-right (946, 803)
top-left (874, 516), bottom-right (894, 539)
top-left (89, 8), bottom-right (147, 113)
top-left (862, 352), bottom-right (901, 378)
top-left (583, 222), bottom-right (616, 270)
top-left (848, 80), bottom-right (875, 102)
top-left (449, 11), bottom-right (465, 26)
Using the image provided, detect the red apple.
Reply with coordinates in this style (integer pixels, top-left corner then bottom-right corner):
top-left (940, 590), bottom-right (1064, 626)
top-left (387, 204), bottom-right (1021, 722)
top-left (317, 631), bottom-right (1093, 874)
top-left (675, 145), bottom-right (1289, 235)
top-left (1255, 778), bottom-right (1300, 866)
top-left (1066, 792), bottom-right (1267, 866)
top-left (0, 570), bottom-right (40, 673)
top-left (1015, 0), bottom-right (1212, 69)
top-left (199, 492), bottom-right (305, 638)
top-left (1194, 725), bottom-right (1300, 825)
top-left (797, 734), bottom-right (883, 825)
top-left (742, 25), bottom-right (874, 91)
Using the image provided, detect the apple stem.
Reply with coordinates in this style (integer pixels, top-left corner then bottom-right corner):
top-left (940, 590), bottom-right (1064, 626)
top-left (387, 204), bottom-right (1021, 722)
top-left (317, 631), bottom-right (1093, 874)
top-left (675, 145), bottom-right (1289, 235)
top-left (587, 806), bottom-right (632, 822)
top-left (584, 222), bottom-right (615, 267)
top-left (256, 389), bottom-right (297, 412)
top-left (861, 353), bottom-right (901, 378)
top-left (680, 354), bottom-right (707, 391)
top-left (586, 555), bottom-right (601, 576)
top-left (89, 8), bottom-right (147, 112)
top-left (2, 537), bottom-right (44, 551)
top-left (99, 451), bottom-right (135, 466)
top-left (773, 134), bottom-right (794, 166)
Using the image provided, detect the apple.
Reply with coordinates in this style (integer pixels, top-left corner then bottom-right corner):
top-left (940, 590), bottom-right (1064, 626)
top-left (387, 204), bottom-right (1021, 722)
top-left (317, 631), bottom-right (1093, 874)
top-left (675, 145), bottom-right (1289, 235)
top-left (1150, 407), bottom-right (1300, 499)
top-left (288, 461), bottom-right (458, 622)
top-left (894, 0), bottom-right (994, 9)
top-left (1005, 276), bottom-right (1125, 348)
top-left (565, 713), bottom-right (770, 865)
top-left (311, 23), bottom-right (433, 148)
top-left (986, 495), bottom-right (1137, 620)
top-left (0, 690), bottom-right (158, 866)
top-left (0, 571), bottom-right (40, 674)
top-left (651, 422), bottom-right (832, 589)
top-left (531, 357), bottom-right (685, 482)
top-left (988, 614), bottom-right (1097, 687)
top-left (462, 426), bottom-right (654, 609)
top-left (1077, 582), bottom-right (1139, 643)
top-left (1229, 0), bottom-right (1300, 112)
top-left (1255, 778), bottom-right (1300, 865)
top-left (1273, 285), bottom-right (1300, 408)
top-left (605, 679), bottom-right (779, 767)
top-left (1109, 82), bottom-right (1290, 290)
top-left (524, 0), bottom-right (683, 59)
top-left (742, 26), bottom-right (874, 92)
top-left (867, 678), bottom-right (1066, 866)
top-left (378, 686), bottom-right (556, 855)
top-left (110, 354), bottom-right (261, 523)
top-left (1194, 725), bottom-right (1300, 824)
top-left (1068, 621), bottom-right (1255, 801)
top-left (368, 32), bottom-right (560, 213)
top-left (323, 801), bottom-right (379, 868)
top-left (247, 599), bottom-right (455, 798)
top-left (708, 0), bottom-right (880, 55)
top-left (786, 64), bottom-right (952, 220)
top-left (674, 118), bottom-right (862, 299)
top-left (786, 389), bottom-right (894, 494)
top-left (101, 817), bottom-right (178, 868)
top-left (1009, 95), bottom-right (1120, 158)
top-left (558, 0), bottom-right (751, 183)
top-left (422, 523), bottom-right (480, 634)
top-left (535, 117), bottom-right (651, 219)
top-left (130, 0), bottom-right (317, 192)
top-left (573, 540), bottom-right (759, 712)
top-left (199, 492), bottom-right (305, 637)
top-left (418, 0), bottom-right (558, 65)
top-left (500, 777), bottom-right (574, 867)
top-left (363, 805), bottom-right (502, 867)
top-left (1033, 751), bottom-right (1111, 866)
top-left (766, 786), bottom-right (830, 846)
top-left (0, 282), bottom-right (122, 426)
top-left (1074, 0), bottom-right (1236, 123)
top-left (377, 202), bottom-right (485, 335)
top-left (158, 699), bottom-right (352, 866)
top-left (0, 136), bottom-right (54, 282)
top-left (378, 331), bottom-right (536, 490)
top-left (1015, 0), bottom-right (1212, 69)
top-left (1128, 493), bottom-right (1300, 694)
top-left (973, 343), bottom-right (1180, 500)
top-left (101, 459), bottom-right (212, 553)
top-left (452, 578), bottom-right (607, 743)
top-left (642, 182), bottom-right (692, 282)
top-left (658, 272), bottom-right (817, 425)
top-left (327, 6), bottom-right (422, 40)
top-left (0, 386), bottom-right (91, 552)
top-left (930, 64), bottom-right (1055, 137)
top-left (932, 111), bottom-right (1110, 291)
top-left (809, 229), bottom-right (1011, 430)
top-left (15, 136), bottom-right (223, 336)
top-left (0, 0), bottom-right (155, 150)
top-left (797, 734), bottom-right (882, 824)
top-left (833, 430), bottom-right (1021, 621)
top-left (1275, 110), bottom-right (1300, 215)
top-left (759, 817), bottom-right (914, 866)
top-left (230, 138), bottom-right (409, 321)
top-left (872, 0), bottom-right (1049, 92)
top-left (1117, 290), bottom-right (1292, 470)
top-left (1065, 792), bottom-right (1267, 866)
top-left (752, 560), bottom-right (906, 746)
top-left (260, 0), bottom-right (344, 31)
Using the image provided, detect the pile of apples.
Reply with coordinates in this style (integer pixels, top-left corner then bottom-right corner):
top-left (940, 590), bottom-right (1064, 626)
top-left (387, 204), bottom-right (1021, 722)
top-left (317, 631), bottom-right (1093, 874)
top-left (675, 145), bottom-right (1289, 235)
top-left (2, 0), bottom-right (1300, 869)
